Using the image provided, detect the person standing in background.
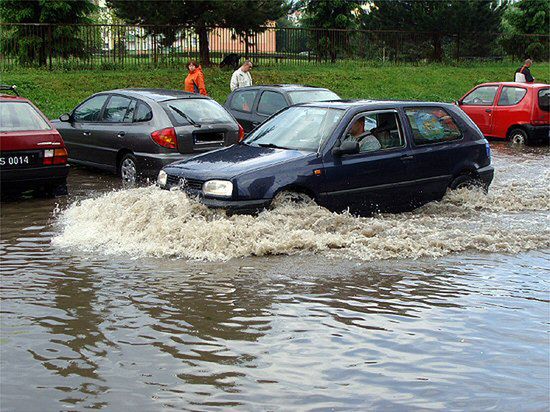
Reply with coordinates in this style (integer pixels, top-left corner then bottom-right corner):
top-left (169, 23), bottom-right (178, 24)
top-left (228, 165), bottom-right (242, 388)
top-left (515, 59), bottom-right (535, 83)
top-left (230, 60), bottom-right (253, 91)
top-left (184, 61), bottom-right (208, 95)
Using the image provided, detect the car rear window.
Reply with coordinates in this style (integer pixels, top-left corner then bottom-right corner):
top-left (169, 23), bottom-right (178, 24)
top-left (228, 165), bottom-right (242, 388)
top-left (163, 98), bottom-right (233, 126)
top-left (538, 88), bottom-right (550, 112)
top-left (288, 90), bottom-right (340, 104)
top-left (405, 107), bottom-right (462, 145)
top-left (0, 101), bottom-right (51, 132)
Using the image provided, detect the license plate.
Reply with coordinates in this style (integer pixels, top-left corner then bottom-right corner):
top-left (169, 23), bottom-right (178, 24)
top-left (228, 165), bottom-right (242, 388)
top-left (0, 152), bottom-right (40, 169)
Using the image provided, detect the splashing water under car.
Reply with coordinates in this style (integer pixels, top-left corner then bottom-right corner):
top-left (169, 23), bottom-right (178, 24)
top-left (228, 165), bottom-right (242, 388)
top-left (52, 148), bottom-right (550, 261)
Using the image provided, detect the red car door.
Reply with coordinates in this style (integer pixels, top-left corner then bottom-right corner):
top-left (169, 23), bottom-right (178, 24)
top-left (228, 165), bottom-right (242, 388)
top-left (459, 84), bottom-right (500, 136)
top-left (490, 85), bottom-right (529, 139)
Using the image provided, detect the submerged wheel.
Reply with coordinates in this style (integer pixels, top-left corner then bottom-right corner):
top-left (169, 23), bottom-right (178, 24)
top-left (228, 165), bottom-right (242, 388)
top-left (508, 128), bottom-right (528, 145)
top-left (449, 174), bottom-right (484, 191)
top-left (119, 153), bottom-right (138, 185)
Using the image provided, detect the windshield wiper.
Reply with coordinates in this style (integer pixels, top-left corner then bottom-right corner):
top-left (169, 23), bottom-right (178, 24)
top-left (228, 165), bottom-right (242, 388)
top-left (169, 105), bottom-right (201, 128)
top-left (257, 143), bottom-right (289, 150)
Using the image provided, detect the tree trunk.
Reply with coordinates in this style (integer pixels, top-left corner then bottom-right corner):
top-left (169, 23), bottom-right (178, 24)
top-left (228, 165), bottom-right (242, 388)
top-left (197, 24), bottom-right (211, 66)
top-left (432, 32), bottom-right (443, 62)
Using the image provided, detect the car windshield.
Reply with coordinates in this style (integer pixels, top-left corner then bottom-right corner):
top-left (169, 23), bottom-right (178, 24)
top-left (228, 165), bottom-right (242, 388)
top-left (0, 101), bottom-right (51, 132)
top-left (288, 90), bottom-right (340, 105)
top-left (163, 98), bottom-right (233, 125)
top-left (244, 106), bottom-right (344, 151)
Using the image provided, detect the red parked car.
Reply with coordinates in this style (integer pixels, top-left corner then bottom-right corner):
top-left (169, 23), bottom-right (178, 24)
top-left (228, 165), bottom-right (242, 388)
top-left (0, 85), bottom-right (69, 195)
top-left (457, 82), bottom-right (549, 145)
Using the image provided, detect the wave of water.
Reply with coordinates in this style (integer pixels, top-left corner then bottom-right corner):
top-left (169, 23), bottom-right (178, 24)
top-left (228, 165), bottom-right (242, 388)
top-left (52, 152), bottom-right (550, 261)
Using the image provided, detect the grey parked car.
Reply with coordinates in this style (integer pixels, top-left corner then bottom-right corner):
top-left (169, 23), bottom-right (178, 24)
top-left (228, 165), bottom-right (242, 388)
top-left (52, 89), bottom-right (243, 183)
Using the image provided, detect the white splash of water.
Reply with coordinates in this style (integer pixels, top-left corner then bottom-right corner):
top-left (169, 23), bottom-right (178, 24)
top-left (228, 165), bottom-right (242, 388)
top-left (52, 151), bottom-right (550, 261)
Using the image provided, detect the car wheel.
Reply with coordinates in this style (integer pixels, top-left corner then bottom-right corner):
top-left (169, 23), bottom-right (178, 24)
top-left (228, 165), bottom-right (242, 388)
top-left (271, 190), bottom-right (315, 208)
top-left (449, 175), bottom-right (485, 191)
top-left (119, 153), bottom-right (138, 186)
top-left (42, 182), bottom-right (68, 198)
top-left (508, 128), bottom-right (528, 145)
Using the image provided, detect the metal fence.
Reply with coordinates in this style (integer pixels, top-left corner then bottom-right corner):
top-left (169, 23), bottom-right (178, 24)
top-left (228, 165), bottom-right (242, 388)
top-left (1, 23), bottom-right (548, 69)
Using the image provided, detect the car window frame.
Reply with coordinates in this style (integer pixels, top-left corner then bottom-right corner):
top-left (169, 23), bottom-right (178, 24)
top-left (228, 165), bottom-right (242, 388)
top-left (256, 90), bottom-right (289, 117)
top-left (229, 89), bottom-right (259, 114)
top-left (334, 109), bottom-right (407, 158)
top-left (497, 86), bottom-right (528, 107)
top-left (71, 93), bottom-right (110, 123)
top-left (461, 85), bottom-right (500, 107)
top-left (100, 93), bottom-right (135, 124)
top-left (404, 106), bottom-right (464, 147)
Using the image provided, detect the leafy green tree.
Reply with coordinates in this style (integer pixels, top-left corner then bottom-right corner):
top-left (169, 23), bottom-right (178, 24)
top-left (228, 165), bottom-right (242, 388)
top-left (298, 0), bottom-right (363, 62)
top-left (0, 0), bottom-right (96, 66)
top-left (502, 0), bottom-right (549, 60)
top-left (362, 0), bottom-right (506, 61)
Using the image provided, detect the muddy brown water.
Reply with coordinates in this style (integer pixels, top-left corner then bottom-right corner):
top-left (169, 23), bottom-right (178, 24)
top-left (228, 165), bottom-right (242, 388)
top-left (1, 143), bottom-right (549, 411)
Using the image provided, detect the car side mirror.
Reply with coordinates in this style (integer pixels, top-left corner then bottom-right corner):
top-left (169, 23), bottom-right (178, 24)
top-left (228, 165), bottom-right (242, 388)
top-left (59, 113), bottom-right (71, 122)
top-left (455, 100), bottom-right (462, 106)
top-left (332, 140), bottom-right (359, 156)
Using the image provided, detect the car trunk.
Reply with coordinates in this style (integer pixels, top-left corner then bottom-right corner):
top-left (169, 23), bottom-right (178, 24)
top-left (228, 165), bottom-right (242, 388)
top-left (175, 124), bottom-right (239, 154)
top-left (0, 130), bottom-right (66, 169)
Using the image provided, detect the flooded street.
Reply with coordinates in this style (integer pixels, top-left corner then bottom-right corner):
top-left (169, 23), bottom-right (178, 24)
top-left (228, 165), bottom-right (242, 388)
top-left (1, 143), bottom-right (549, 410)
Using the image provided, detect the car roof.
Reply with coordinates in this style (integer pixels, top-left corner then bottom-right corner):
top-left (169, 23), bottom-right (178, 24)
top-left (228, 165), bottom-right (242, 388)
top-left (297, 99), bottom-right (456, 110)
top-left (235, 84), bottom-right (334, 92)
top-left (100, 88), bottom-right (210, 102)
top-left (476, 82), bottom-right (549, 88)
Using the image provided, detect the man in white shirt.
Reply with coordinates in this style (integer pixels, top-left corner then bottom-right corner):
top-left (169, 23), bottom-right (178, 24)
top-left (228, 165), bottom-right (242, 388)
top-left (230, 60), bottom-right (253, 91)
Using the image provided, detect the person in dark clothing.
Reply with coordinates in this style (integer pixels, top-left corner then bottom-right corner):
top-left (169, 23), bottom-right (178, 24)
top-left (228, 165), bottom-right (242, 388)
top-left (515, 59), bottom-right (535, 83)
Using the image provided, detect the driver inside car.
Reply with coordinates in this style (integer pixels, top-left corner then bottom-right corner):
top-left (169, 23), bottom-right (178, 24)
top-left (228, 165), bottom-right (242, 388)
top-left (344, 116), bottom-right (381, 152)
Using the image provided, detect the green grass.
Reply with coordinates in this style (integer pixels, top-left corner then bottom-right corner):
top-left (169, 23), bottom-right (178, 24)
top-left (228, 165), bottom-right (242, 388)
top-left (1, 61), bottom-right (548, 120)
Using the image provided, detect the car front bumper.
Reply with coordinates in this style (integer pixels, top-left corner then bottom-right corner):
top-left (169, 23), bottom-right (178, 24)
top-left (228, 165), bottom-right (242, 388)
top-left (1, 164), bottom-right (69, 189)
top-left (200, 197), bottom-right (271, 214)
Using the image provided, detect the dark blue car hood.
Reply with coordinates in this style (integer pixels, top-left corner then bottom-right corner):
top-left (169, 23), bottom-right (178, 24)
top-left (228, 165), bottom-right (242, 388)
top-left (164, 144), bottom-right (314, 180)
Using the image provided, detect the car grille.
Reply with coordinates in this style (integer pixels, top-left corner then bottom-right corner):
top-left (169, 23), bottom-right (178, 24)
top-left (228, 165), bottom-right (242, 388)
top-left (166, 175), bottom-right (204, 191)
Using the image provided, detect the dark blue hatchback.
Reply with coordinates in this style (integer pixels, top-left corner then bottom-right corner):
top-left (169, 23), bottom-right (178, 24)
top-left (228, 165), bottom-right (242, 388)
top-left (158, 100), bottom-right (494, 215)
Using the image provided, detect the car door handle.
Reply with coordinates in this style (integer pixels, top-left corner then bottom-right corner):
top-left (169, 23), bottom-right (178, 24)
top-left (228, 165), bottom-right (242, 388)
top-left (400, 154), bottom-right (414, 161)
top-left (117, 131), bottom-right (126, 138)
top-left (485, 109), bottom-right (492, 113)
top-left (82, 131), bottom-right (91, 136)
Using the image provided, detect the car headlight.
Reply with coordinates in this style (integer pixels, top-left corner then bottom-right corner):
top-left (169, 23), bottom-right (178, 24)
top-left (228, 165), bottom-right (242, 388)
top-left (157, 170), bottom-right (168, 187)
top-left (202, 180), bottom-right (233, 198)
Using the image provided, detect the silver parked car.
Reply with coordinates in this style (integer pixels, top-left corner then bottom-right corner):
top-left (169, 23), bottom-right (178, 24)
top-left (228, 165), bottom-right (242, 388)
top-left (52, 89), bottom-right (243, 183)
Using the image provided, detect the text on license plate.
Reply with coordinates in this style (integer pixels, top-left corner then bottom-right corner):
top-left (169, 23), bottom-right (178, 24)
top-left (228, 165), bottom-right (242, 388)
top-left (0, 154), bottom-right (37, 167)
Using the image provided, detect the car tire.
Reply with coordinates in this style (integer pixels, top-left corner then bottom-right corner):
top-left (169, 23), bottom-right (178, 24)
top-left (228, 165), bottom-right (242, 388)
top-left (43, 182), bottom-right (68, 198)
top-left (119, 153), bottom-right (139, 186)
top-left (508, 128), bottom-right (528, 145)
top-left (449, 174), bottom-right (485, 192)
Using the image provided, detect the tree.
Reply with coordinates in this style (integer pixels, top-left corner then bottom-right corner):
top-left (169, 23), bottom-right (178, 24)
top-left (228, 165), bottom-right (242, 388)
top-left (502, 0), bottom-right (549, 60)
top-left (362, 0), bottom-right (506, 61)
top-left (298, 0), bottom-right (363, 62)
top-left (224, 0), bottom-right (289, 58)
top-left (0, 0), bottom-right (96, 66)
top-left (108, 0), bottom-right (287, 66)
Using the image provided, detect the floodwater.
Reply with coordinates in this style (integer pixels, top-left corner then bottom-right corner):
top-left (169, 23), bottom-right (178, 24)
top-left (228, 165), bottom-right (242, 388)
top-left (1, 143), bottom-right (549, 411)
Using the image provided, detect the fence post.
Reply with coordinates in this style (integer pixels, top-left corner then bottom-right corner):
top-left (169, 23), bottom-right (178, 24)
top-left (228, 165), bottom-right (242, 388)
top-left (48, 24), bottom-right (52, 70)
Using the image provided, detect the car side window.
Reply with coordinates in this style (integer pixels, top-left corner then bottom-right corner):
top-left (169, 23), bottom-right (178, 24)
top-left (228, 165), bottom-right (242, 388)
top-left (498, 86), bottom-right (527, 106)
top-left (257, 91), bottom-right (287, 116)
top-left (134, 102), bottom-right (153, 122)
top-left (538, 88), bottom-right (550, 112)
top-left (103, 95), bottom-right (132, 123)
top-left (343, 111), bottom-right (404, 153)
top-left (462, 86), bottom-right (499, 106)
top-left (405, 107), bottom-right (462, 145)
top-left (73, 95), bottom-right (109, 122)
top-left (230, 90), bottom-right (257, 113)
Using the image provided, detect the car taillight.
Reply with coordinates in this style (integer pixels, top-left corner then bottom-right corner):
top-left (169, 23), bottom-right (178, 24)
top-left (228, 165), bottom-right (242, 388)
top-left (43, 148), bottom-right (68, 165)
top-left (238, 124), bottom-right (245, 142)
top-left (151, 127), bottom-right (177, 149)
